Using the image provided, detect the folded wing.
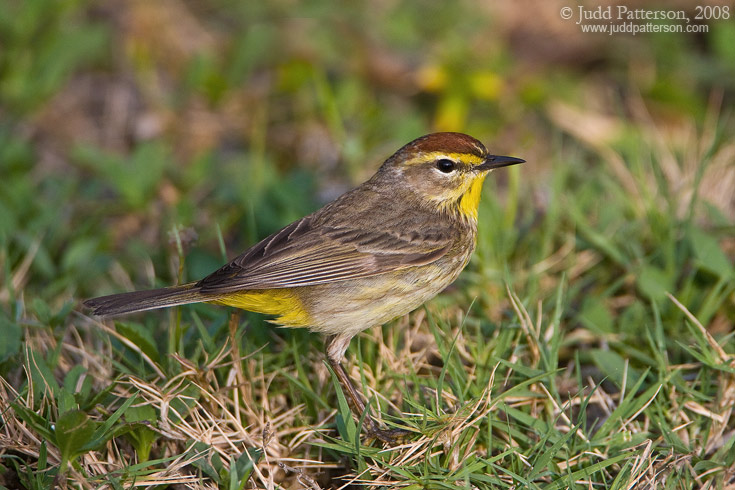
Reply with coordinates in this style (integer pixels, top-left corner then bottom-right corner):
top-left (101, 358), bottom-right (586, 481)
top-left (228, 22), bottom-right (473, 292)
top-left (196, 214), bottom-right (452, 293)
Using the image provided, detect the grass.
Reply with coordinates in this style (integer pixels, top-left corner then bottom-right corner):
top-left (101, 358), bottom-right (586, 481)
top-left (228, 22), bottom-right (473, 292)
top-left (1, 0), bottom-right (734, 488)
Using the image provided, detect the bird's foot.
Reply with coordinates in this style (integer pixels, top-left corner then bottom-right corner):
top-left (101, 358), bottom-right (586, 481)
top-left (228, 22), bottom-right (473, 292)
top-left (366, 426), bottom-right (411, 444)
top-left (362, 417), bottom-right (411, 444)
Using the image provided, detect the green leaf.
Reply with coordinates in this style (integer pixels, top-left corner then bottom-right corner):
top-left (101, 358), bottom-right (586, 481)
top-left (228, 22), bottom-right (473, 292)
top-left (0, 313), bottom-right (22, 362)
top-left (26, 346), bottom-right (60, 400)
top-left (87, 393), bottom-right (139, 449)
top-left (54, 409), bottom-right (97, 467)
top-left (31, 297), bottom-right (52, 325)
top-left (62, 365), bottom-right (87, 393)
top-left (688, 226), bottom-right (733, 279)
top-left (637, 265), bottom-right (673, 301)
top-left (528, 420), bottom-right (580, 481)
top-left (57, 387), bottom-right (78, 415)
top-left (225, 449), bottom-right (262, 490)
top-left (578, 297), bottom-right (614, 334)
top-left (124, 405), bottom-right (159, 462)
top-left (187, 441), bottom-right (224, 483)
top-left (593, 373), bottom-right (659, 440)
top-left (542, 452), bottom-right (629, 490)
top-left (61, 237), bottom-right (99, 273)
top-left (115, 321), bottom-right (159, 362)
top-left (591, 349), bottom-right (642, 390)
top-left (73, 143), bottom-right (172, 209)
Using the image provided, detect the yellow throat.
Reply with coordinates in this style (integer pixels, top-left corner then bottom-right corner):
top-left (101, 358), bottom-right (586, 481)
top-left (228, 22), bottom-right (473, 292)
top-left (458, 174), bottom-right (488, 220)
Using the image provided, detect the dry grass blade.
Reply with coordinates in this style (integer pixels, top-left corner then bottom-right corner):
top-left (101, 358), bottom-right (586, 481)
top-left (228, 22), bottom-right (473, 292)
top-left (80, 314), bottom-right (166, 379)
top-left (0, 236), bottom-right (41, 303)
top-left (506, 285), bottom-right (540, 364)
top-left (666, 293), bottom-right (730, 364)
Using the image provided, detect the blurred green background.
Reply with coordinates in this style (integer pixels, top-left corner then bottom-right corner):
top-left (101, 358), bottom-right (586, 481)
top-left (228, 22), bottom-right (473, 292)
top-left (1, 0), bottom-right (733, 297)
top-left (2, 0), bottom-right (733, 308)
top-left (1, 0), bottom-right (734, 488)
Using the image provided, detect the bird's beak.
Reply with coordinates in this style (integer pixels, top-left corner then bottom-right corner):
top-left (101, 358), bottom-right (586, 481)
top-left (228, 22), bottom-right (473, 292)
top-left (476, 155), bottom-right (525, 172)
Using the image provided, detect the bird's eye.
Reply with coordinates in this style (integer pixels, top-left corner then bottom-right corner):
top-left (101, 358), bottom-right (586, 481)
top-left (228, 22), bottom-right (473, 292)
top-left (436, 159), bottom-right (456, 173)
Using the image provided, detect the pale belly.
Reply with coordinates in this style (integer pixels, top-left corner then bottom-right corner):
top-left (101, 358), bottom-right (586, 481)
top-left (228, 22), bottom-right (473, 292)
top-left (292, 251), bottom-right (472, 337)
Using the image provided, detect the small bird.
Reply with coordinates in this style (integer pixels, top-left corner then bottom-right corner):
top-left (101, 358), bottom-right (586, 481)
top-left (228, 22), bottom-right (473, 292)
top-left (84, 132), bottom-right (524, 441)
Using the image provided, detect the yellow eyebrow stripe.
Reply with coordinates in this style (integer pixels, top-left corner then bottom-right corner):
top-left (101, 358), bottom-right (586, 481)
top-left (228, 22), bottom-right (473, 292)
top-left (405, 151), bottom-right (486, 166)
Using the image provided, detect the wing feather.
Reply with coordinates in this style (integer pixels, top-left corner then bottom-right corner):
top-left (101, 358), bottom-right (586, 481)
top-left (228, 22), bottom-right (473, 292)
top-left (196, 212), bottom-right (453, 293)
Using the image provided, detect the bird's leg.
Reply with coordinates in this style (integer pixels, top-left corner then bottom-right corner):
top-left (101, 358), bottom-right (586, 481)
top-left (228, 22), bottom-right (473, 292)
top-left (328, 351), bottom-right (368, 417)
top-left (325, 334), bottom-right (408, 444)
top-left (325, 334), bottom-right (372, 422)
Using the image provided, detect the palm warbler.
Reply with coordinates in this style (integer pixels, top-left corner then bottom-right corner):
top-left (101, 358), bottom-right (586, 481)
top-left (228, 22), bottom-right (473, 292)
top-left (85, 132), bottom-right (524, 441)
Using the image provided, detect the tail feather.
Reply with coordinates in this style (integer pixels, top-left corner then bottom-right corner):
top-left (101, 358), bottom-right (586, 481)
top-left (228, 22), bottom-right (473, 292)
top-left (83, 283), bottom-right (211, 317)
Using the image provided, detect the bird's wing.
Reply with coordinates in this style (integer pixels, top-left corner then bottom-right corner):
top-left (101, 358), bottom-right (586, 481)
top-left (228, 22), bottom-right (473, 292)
top-left (196, 214), bottom-right (452, 293)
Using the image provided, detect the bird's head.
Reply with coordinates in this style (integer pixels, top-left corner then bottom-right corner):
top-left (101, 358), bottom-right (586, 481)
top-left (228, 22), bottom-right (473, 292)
top-left (376, 132), bottom-right (525, 220)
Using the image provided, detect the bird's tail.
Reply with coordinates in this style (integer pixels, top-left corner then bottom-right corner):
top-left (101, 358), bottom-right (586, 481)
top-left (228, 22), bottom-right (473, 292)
top-left (83, 282), bottom-right (211, 317)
